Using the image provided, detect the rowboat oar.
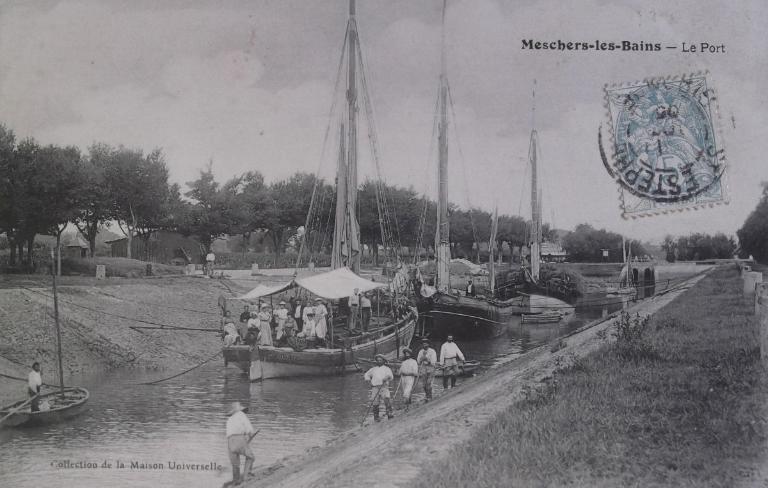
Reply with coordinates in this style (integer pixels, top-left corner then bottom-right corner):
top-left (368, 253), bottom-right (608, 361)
top-left (360, 384), bottom-right (384, 426)
top-left (247, 429), bottom-right (261, 443)
top-left (0, 394), bottom-right (38, 426)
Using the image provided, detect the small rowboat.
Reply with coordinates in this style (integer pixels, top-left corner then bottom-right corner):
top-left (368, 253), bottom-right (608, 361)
top-left (356, 358), bottom-right (481, 377)
top-left (0, 387), bottom-right (90, 428)
top-left (521, 311), bottom-right (564, 324)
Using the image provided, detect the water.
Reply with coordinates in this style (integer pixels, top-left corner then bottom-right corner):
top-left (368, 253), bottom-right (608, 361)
top-left (0, 300), bottom-right (621, 488)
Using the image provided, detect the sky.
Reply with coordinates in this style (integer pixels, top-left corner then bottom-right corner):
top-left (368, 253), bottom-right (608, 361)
top-left (0, 0), bottom-right (766, 243)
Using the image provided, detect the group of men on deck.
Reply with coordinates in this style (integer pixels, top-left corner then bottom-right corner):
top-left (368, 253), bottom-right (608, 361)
top-left (362, 335), bottom-right (465, 422)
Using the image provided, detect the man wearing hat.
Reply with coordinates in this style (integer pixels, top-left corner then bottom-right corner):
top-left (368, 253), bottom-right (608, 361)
top-left (397, 348), bottom-right (419, 409)
top-left (416, 339), bottom-right (438, 401)
top-left (313, 298), bottom-right (328, 344)
top-left (440, 335), bottom-right (465, 389)
top-left (274, 301), bottom-right (289, 343)
top-left (257, 304), bottom-right (274, 346)
top-left (225, 401), bottom-right (255, 485)
top-left (363, 354), bottom-right (394, 421)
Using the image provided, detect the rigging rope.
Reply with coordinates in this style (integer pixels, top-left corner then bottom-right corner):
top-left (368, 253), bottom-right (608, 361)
top-left (415, 89), bottom-right (441, 265)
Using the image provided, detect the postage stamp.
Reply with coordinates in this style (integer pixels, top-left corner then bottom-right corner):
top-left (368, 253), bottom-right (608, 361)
top-left (600, 73), bottom-right (728, 218)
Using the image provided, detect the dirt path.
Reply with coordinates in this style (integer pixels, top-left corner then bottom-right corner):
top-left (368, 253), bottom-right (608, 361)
top-left (244, 272), bottom-right (710, 488)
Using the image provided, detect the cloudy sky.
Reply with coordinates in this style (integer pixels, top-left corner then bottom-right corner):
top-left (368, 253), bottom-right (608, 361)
top-left (1, 0), bottom-right (766, 242)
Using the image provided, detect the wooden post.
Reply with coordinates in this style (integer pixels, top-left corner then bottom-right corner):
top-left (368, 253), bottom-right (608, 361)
top-left (756, 282), bottom-right (768, 368)
top-left (743, 272), bottom-right (763, 298)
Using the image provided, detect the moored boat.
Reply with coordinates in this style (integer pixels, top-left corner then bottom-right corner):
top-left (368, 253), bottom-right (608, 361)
top-left (0, 387), bottom-right (90, 428)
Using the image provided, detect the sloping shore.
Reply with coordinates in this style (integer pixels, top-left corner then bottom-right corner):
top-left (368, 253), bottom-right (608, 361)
top-left (0, 275), bottom-right (241, 404)
top-left (244, 270), bottom-right (711, 487)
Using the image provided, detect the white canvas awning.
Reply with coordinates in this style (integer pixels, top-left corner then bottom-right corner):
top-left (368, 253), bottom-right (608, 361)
top-left (234, 268), bottom-right (386, 301)
top-left (235, 282), bottom-right (293, 300)
top-left (294, 268), bottom-right (386, 300)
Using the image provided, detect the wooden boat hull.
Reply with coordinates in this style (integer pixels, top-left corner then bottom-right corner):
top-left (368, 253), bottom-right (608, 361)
top-left (223, 312), bottom-right (417, 380)
top-left (417, 293), bottom-right (525, 341)
top-left (0, 387), bottom-right (90, 428)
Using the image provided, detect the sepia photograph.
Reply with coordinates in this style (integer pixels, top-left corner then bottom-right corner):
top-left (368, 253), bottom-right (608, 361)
top-left (0, 1), bottom-right (766, 487)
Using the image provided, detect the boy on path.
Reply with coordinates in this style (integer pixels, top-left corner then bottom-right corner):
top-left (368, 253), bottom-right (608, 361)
top-left (397, 348), bottom-right (419, 409)
top-left (416, 339), bottom-right (437, 402)
top-left (439, 335), bottom-right (465, 389)
top-left (363, 354), bottom-right (394, 421)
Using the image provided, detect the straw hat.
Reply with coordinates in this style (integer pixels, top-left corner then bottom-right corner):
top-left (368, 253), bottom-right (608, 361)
top-left (261, 303), bottom-right (270, 309)
top-left (279, 301), bottom-right (286, 305)
top-left (402, 348), bottom-right (412, 356)
top-left (227, 401), bottom-right (247, 415)
top-left (314, 297), bottom-right (323, 302)
top-left (421, 338), bottom-right (430, 344)
top-left (374, 354), bottom-right (387, 363)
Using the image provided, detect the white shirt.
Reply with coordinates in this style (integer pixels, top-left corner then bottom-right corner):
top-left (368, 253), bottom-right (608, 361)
top-left (360, 296), bottom-right (371, 308)
top-left (206, 252), bottom-right (215, 263)
top-left (398, 358), bottom-right (419, 377)
top-left (294, 305), bottom-right (303, 319)
top-left (28, 370), bottom-right (42, 391)
top-left (223, 323), bottom-right (238, 336)
top-left (302, 306), bottom-right (314, 323)
top-left (275, 308), bottom-right (288, 320)
top-left (417, 348), bottom-right (438, 366)
top-left (440, 342), bottom-right (465, 363)
top-left (349, 294), bottom-right (360, 307)
top-left (364, 365), bottom-right (393, 386)
top-left (225, 411), bottom-right (254, 437)
top-left (247, 317), bottom-right (259, 329)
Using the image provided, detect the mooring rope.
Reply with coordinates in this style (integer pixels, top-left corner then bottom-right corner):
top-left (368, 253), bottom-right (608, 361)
top-left (138, 350), bottom-right (223, 386)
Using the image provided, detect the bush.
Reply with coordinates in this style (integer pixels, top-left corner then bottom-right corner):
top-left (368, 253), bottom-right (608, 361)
top-left (612, 311), bottom-right (659, 361)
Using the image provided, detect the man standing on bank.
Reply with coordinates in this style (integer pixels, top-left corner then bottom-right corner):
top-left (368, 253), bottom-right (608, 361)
top-left (225, 401), bottom-right (256, 485)
top-left (440, 335), bottom-right (465, 389)
top-left (416, 339), bottom-right (437, 402)
top-left (363, 354), bottom-right (394, 421)
top-left (466, 279), bottom-right (474, 297)
top-left (28, 362), bottom-right (42, 412)
top-left (398, 348), bottom-right (419, 409)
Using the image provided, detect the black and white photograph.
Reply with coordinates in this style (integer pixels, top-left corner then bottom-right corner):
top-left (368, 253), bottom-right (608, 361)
top-left (0, 1), bottom-right (766, 487)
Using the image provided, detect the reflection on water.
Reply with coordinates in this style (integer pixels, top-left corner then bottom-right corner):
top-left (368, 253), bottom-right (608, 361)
top-left (0, 300), bottom-right (621, 488)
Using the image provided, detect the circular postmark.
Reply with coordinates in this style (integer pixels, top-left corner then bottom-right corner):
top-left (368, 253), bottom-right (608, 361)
top-left (606, 78), bottom-right (725, 202)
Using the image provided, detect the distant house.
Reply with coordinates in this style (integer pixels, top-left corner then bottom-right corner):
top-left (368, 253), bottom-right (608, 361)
top-left (540, 242), bottom-right (568, 263)
top-left (61, 233), bottom-right (89, 259)
top-left (105, 231), bottom-right (203, 264)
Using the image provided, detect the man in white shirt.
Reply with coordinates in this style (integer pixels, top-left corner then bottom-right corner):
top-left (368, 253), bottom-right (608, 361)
top-left (348, 288), bottom-right (360, 331)
top-left (360, 293), bottom-right (372, 331)
top-left (416, 339), bottom-right (438, 401)
top-left (205, 251), bottom-right (216, 277)
top-left (28, 362), bottom-right (42, 412)
top-left (439, 335), bottom-right (465, 389)
top-left (225, 401), bottom-right (255, 485)
top-left (363, 354), bottom-right (394, 421)
top-left (397, 348), bottom-right (419, 409)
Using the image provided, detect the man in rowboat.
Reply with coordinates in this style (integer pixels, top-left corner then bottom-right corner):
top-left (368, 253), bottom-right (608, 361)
top-left (416, 339), bottom-right (437, 402)
top-left (439, 335), bottom-right (465, 390)
top-left (225, 401), bottom-right (255, 485)
top-left (28, 362), bottom-right (42, 412)
top-left (363, 354), bottom-right (394, 421)
top-left (397, 348), bottom-right (419, 410)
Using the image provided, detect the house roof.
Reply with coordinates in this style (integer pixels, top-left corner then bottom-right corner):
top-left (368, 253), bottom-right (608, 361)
top-left (62, 233), bottom-right (89, 248)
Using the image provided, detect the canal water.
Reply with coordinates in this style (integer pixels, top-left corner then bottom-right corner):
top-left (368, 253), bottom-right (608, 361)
top-left (0, 297), bottom-right (623, 488)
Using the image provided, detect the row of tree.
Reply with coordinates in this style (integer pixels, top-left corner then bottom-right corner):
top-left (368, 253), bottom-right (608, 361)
top-left (561, 224), bottom-right (647, 263)
top-left (661, 233), bottom-right (736, 262)
top-left (0, 123), bottom-right (555, 270)
top-left (737, 182), bottom-right (768, 263)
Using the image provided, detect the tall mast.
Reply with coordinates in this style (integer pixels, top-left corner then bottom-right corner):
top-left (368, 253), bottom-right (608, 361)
top-left (346, 0), bottom-right (360, 274)
top-left (50, 249), bottom-right (64, 395)
top-left (435, 0), bottom-right (451, 291)
top-left (331, 124), bottom-right (347, 270)
top-left (489, 206), bottom-right (498, 294)
top-left (529, 129), bottom-right (541, 283)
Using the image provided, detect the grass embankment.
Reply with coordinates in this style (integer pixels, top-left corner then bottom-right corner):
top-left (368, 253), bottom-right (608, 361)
top-left (415, 265), bottom-right (766, 487)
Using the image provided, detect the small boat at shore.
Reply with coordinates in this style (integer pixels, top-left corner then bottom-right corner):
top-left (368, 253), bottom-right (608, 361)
top-left (0, 387), bottom-right (90, 428)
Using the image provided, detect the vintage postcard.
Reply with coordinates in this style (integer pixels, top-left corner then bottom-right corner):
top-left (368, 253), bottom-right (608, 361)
top-left (0, 1), bottom-right (766, 487)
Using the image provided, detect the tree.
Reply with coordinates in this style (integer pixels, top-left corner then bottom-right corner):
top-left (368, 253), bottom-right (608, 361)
top-left (75, 144), bottom-right (116, 257)
top-left (662, 235), bottom-right (677, 262)
top-left (264, 173), bottom-right (319, 260)
top-left (0, 126), bottom-right (21, 266)
top-left (232, 171), bottom-right (270, 254)
top-left (181, 164), bottom-right (236, 253)
top-left (106, 146), bottom-right (172, 259)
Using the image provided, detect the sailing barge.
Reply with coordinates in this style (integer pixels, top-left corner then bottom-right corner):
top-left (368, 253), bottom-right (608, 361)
top-left (223, 1), bottom-right (416, 380)
top-left (413, 2), bottom-right (571, 341)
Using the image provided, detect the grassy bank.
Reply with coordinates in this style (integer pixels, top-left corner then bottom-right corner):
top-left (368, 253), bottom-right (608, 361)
top-left (414, 265), bottom-right (766, 487)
